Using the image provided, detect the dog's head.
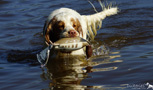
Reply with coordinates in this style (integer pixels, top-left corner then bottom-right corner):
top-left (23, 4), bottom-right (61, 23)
top-left (43, 8), bottom-right (83, 44)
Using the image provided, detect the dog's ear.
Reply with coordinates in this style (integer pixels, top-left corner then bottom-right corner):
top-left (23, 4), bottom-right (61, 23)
top-left (43, 17), bottom-right (58, 45)
top-left (43, 21), bottom-right (52, 45)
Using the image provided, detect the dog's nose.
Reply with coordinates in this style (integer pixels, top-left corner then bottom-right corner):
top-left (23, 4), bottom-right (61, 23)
top-left (68, 30), bottom-right (77, 37)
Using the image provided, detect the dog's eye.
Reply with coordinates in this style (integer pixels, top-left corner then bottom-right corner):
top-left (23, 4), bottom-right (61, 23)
top-left (73, 24), bottom-right (76, 28)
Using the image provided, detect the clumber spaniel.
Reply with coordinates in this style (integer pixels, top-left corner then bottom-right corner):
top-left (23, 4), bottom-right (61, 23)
top-left (43, 3), bottom-right (118, 57)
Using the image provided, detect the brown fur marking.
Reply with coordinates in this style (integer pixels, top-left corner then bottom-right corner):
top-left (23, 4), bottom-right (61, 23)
top-left (71, 18), bottom-right (83, 37)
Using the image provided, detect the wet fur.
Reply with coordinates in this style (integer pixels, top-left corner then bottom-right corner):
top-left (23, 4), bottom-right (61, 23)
top-left (43, 2), bottom-right (118, 56)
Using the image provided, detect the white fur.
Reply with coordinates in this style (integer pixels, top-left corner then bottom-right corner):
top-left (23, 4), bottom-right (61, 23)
top-left (45, 5), bottom-right (118, 55)
top-left (81, 7), bottom-right (118, 40)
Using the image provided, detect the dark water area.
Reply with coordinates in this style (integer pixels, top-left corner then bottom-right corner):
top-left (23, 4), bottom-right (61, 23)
top-left (0, 0), bottom-right (153, 90)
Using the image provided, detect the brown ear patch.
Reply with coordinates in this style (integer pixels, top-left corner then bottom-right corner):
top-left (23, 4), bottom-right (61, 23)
top-left (45, 23), bottom-right (52, 44)
top-left (43, 17), bottom-right (56, 44)
top-left (44, 17), bottom-right (65, 44)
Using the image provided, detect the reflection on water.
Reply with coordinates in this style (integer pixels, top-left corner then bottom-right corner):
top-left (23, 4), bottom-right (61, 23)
top-left (46, 56), bottom-right (88, 90)
top-left (1, 0), bottom-right (153, 89)
top-left (40, 44), bottom-right (123, 90)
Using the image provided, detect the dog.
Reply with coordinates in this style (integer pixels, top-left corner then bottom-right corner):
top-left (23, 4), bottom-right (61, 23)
top-left (43, 2), bottom-right (118, 57)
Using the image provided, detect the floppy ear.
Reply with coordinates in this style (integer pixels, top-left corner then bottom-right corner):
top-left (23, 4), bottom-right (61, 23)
top-left (43, 17), bottom-right (58, 45)
top-left (43, 21), bottom-right (53, 45)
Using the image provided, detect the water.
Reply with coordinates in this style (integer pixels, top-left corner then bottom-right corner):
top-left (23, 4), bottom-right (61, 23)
top-left (0, 0), bottom-right (153, 90)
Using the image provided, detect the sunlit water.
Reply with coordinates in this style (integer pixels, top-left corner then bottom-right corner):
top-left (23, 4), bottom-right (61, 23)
top-left (0, 0), bottom-right (153, 90)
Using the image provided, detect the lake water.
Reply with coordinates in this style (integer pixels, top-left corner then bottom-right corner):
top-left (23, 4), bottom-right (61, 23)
top-left (0, 0), bottom-right (153, 90)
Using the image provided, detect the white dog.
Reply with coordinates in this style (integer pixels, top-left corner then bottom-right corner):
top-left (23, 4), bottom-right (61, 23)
top-left (43, 1), bottom-right (118, 57)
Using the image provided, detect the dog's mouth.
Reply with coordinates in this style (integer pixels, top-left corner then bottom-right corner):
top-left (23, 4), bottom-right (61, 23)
top-left (37, 36), bottom-right (92, 67)
top-left (46, 29), bottom-right (81, 46)
top-left (45, 36), bottom-right (90, 54)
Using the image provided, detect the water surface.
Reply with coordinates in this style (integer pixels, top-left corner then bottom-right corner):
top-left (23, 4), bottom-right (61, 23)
top-left (0, 0), bottom-right (153, 90)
